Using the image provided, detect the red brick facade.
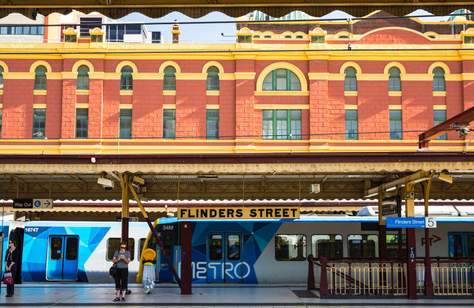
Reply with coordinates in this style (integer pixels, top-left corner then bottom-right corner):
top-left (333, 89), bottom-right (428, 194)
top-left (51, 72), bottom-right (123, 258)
top-left (0, 25), bottom-right (472, 153)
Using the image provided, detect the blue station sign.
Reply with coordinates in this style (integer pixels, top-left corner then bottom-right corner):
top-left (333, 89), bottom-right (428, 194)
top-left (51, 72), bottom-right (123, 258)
top-left (386, 217), bottom-right (431, 229)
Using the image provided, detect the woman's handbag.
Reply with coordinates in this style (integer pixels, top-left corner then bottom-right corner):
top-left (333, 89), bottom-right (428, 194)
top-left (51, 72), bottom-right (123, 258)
top-left (109, 263), bottom-right (117, 277)
top-left (2, 271), bottom-right (13, 285)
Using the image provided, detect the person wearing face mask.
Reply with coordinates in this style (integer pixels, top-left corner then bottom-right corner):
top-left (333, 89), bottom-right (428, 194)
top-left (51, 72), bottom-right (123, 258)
top-left (112, 242), bottom-right (130, 302)
top-left (4, 240), bottom-right (18, 297)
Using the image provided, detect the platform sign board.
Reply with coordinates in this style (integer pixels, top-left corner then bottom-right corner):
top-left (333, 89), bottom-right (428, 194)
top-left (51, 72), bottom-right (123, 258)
top-left (386, 217), bottom-right (436, 229)
top-left (13, 199), bottom-right (53, 209)
top-left (178, 207), bottom-right (300, 219)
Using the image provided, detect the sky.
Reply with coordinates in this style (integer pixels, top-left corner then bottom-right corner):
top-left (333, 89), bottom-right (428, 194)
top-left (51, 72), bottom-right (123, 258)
top-left (115, 9), bottom-right (456, 44)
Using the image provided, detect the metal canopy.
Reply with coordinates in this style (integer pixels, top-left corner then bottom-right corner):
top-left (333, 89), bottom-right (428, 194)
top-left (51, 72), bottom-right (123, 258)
top-left (0, 153), bottom-right (473, 201)
top-left (0, 1), bottom-right (473, 19)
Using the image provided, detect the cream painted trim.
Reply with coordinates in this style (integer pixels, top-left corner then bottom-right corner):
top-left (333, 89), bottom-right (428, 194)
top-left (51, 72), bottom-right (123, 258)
top-left (76, 89), bottom-right (90, 95)
top-left (71, 60), bottom-right (94, 74)
top-left (358, 74), bottom-right (387, 81)
top-left (29, 60), bottom-right (52, 74)
top-left (119, 104), bottom-right (133, 109)
top-left (163, 90), bottom-right (176, 96)
top-left (202, 61), bottom-right (225, 74)
top-left (133, 73), bottom-right (161, 80)
top-left (162, 104), bottom-right (176, 109)
top-left (344, 91), bottom-right (358, 97)
top-left (120, 90), bottom-right (133, 96)
top-left (254, 104), bottom-right (310, 110)
top-left (462, 73), bottom-right (474, 80)
top-left (76, 103), bottom-right (89, 108)
top-left (103, 73), bottom-right (120, 80)
top-left (115, 61), bottom-right (138, 74)
top-left (389, 105), bottom-right (402, 110)
top-left (254, 90), bottom-right (309, 96)
top-left (4, 73), bottom-right (34, 79)
top-left (33, 90), bottom-right (47, 95)
top-left (235, 72), bottom-right (256, 80)
top-left (0, 104), bottom-right (3, 108)
top-left (256, 62), bottom-right (308, 92)
top-left (0, 90), bottom-right (3, 96)
top-left (206, 90), bottom-right (220, 96)
top-left (340, 62), bottom-right (362, 74)
top-left (433, 105), bottom-right (447, 110)
top-left (159, 61), bottom-right (181, 74)
top-left (433, 91), bottom-right (446, 97)
top-left (383, 62), bottom-right (407, 76)
top-left (175, 73), bottom-right (206, 81)
top-left (388, 91), bottom-right (402, 97)
top-left (33, 104), bottom-right (47, 109)
top-left (220, 73), bottom-right (235, 80)
top-left (344, 104), bottom-right (358, 110)
top-left (308, 73), bottom-right (330, 80)
top-left (428, 62), bottom-right (450, 74)
top-left (206, 104), bottom-right (220, 109)
top-left (0, 61), bottom-right (9, 73)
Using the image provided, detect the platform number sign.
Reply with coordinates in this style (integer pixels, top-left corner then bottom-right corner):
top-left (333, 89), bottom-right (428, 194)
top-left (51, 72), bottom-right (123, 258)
top-left (425, 217), bottom-right (437, 229)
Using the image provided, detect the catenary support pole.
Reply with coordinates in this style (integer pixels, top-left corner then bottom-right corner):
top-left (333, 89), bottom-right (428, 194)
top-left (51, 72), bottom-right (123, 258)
top-left (180, 221), bottom-right (192, 295)
top-left (405, 182), bottom-right (417, 299)
top-left (422, 180), bottom-right (434, 296)
top-left (120, 173), bottom-right (129, 247)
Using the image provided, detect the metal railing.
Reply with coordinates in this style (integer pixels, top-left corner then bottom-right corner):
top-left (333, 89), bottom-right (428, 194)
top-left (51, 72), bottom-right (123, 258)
top-left (308, 256), bottom-right (474, 298)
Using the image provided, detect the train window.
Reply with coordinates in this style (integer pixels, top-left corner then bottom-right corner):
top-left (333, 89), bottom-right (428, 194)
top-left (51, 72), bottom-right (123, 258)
top-left (275, 234), bottom-right (306, 261)
top-left (66, 237), bottom-right (79, 260)
top-left (449, 232), bottom-right (474, 258)
top-left (106, 238), bottom-right (135, 261)
top-left (312, 235), bottom-right (343, 259)
top-left (386, 234), bottom-right (406, 258)
top-left (209, 234), bottom-right (223, 260)
top-left (348, 234), bottom-right (378, 258)
top-left (138, 238), bottom-right (146, 259)
top-left (50, 237), bottom-right (63, 260)
top-left (227, 234), bottom-right (241, 260)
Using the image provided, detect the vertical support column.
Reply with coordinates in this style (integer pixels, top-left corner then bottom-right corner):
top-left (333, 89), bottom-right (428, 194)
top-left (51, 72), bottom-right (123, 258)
top-left (422, 180), bottom-right (433, 296)
top-left (120, 173), bottom-right (129, 246)
top-left (405, 182), bottom-right (417, 299)
top-left (180, 221), bottom-right (192, 295)
top-left (319, 257), bottom-right (328, 298)
top-left (378, 187), bottom-right (386, 259)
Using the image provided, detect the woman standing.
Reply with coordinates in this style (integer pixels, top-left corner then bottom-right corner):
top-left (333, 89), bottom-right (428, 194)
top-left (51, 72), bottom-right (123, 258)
top-left (112, 242), bottom-right (130, 302)
top-left (5, 240), bottom-right (18, 297)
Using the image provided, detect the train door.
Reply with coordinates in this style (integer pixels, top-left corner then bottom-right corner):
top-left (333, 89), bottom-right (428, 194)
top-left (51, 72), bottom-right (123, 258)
top-left (207, 232), bottom-right (243, 283)
top-left (46, 235), bottom-right (79, 281)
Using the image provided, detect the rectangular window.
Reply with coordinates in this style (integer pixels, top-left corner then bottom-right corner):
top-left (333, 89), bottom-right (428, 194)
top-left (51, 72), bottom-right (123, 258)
top-left (227, 234), bottom-right (241, 260)
top-left (75, 108), bottom-right (88, 138)
top-left (163, 109), bottom-right (176, 139)
top-left (434, 110), bottom-right (447, 140)
top-left (312, 234), bottom-right (343, 259)
top-left (348, 234), bottom-right (378, 258)
top-left (32, 108), bottom-right (46, 139)
top-left (65, 237), bottom-right (79, 260)
top-left (119, 109), bottom-right (132, 139)
top-left (275, 234), bottom-right (306, 261)
top-left (448, 232), bottom-right (474, 258)
top-left (206, 109), bottom-right (219, 139)
top-left (106, 238), bottom-right (135, 261)
top-left (80, 17), bottom-right (102, 37)
top-left (386, 234), bottom-right (406, 259)
top-left (389, 110), bottom-right (402, 140)
top-left (208, 234), bottom-right (223, 260)
top-left (50, 237), bottom-right (63, 260)
top-left (345, 110), bottom-right (358, 140)
top-left (262, 110), bottom-right (301, 140)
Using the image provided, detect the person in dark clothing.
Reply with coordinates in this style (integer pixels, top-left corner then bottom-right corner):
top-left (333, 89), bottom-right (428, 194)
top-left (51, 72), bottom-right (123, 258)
top-left (5, 240), bottom-right (18, 297)
top-left (112, 242), bottom-right (130, 302)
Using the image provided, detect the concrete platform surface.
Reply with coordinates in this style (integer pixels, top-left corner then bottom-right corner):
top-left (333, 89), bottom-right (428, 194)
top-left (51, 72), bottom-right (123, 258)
top-left (0, 284), bottom-right (472, 307)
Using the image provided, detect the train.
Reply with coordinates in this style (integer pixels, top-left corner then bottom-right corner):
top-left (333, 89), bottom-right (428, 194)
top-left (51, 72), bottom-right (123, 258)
top-left (1, 205), bottom-right (473, 284)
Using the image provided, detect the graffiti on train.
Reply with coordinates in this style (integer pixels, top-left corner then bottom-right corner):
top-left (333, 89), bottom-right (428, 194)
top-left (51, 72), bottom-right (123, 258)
top-left (178, 261), bottom-right (251, 280)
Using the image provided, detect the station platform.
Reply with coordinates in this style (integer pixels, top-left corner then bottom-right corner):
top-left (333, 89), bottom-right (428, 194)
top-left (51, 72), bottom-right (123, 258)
top-left (0, 284), bottom-right (473, 307)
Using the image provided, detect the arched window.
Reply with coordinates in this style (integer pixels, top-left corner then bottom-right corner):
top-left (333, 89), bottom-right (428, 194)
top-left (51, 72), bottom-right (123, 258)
top-left (34, 65), bottom-right (47, 90)
top-left (77, 65), bottom-right (90, 90)
top-left (163, 66), bottom-right (177, 90)
top-left (120, 66), bottom-right (133, 90)
top-left (432, 67), bottom-right (446, 91)
top-left (388, 67), bottom-right (401, 91)
top-left (344, 67), bottom-right (357, 91)
top-left (0, 66), bottom-right (3, 89)
top-left (206, 66), bottom-right (220, 90)
top-left (262, 69), bottom-right (301, 91)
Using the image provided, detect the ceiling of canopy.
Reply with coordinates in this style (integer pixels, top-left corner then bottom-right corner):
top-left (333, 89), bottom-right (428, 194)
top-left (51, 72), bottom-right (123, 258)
top-left (0, 0), bottom-right (472, 19)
